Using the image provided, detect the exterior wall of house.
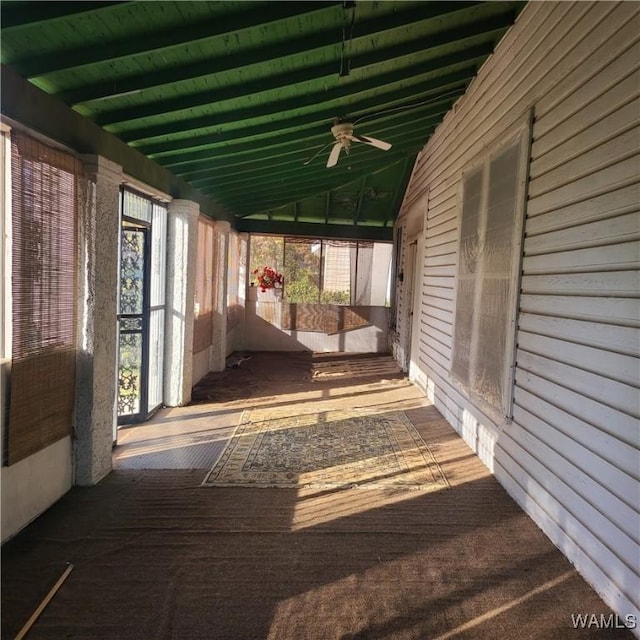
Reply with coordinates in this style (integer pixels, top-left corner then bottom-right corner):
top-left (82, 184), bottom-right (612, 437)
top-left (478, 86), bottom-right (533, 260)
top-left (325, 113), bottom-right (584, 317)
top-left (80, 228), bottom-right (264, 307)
top-left (393, 0), bottom-right (639, 629)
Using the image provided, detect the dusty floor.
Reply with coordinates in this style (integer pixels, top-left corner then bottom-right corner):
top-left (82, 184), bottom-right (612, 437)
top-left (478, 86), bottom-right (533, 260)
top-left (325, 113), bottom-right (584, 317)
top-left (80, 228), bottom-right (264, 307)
top-left (2, 352), bottom-right (633, 639)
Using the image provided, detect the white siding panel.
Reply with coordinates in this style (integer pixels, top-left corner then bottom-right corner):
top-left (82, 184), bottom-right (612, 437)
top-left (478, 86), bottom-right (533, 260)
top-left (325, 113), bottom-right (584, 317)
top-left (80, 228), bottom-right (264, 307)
top-left (425, 240), bottom-right (457, 258)
top-left (529, 129), bottom-right (640, 198)
top-left (495, 446), bottom-right (640, 607)
top-left (531, 89), bottom-right (640, 172)
top-left (521, 271), bottom-right (640, 298)
top-left (520, 293), bottom-right (640, 325)
top-left (424, 285), bottom-right (454, 302)
top-left (526, 183), bottom-right (640, 231)
top-left (394, 2), bottom-right (640, 626)
top-left (424, 253), bottom-right (456, 268)
top-left (522, 241), bottom-right (640, 275)
top-left (518, 312), bottom-right (639, 356)
top-left (517, 349), bottom-right (639, 418)
top-left (534, 27), bottom-right (640, 130)
top-left (528, 155), bottom-right (640, 217)
top-left (529, 127), bottom-right (640, 198)
top-left (517, 330), bottom-right (640, 385)
top-left (514, 367), bottom-right (637, 449)
top-left (417, 2), bottom-right (619, 191)
top-left (524, 212), bottom-right (640, 255)
top-left (513, 386), bottom-right (639, 482)
top-left (504, 416), bottom-right (639, 548)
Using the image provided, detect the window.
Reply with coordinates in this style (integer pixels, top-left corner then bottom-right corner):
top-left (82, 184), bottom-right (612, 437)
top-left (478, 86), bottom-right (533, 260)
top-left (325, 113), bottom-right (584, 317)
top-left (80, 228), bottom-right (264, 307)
top-left (249, 235), bottom-right (392, 306)
top-left (226, 231), bottom-right (244, 330)
top-left (451, 125), bottom-right (529, 416)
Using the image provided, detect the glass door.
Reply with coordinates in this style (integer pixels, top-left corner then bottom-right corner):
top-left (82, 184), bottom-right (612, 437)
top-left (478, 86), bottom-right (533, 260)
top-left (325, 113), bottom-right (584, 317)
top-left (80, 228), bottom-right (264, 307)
top-left (117, 222), bottom-right (150, 424)
top-left (116, 188), bottom-right (167, 426)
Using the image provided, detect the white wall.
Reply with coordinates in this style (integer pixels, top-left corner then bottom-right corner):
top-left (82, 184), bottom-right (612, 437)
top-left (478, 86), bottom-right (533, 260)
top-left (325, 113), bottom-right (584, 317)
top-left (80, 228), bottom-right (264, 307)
top-left (192, 348), bottom-right (210, 386)
top-left (1, 437), bottom-right (72, 542)
top-left (244, 296), bottom-right (389, 353)
top-left (394, 1), bottom-right (639, 631)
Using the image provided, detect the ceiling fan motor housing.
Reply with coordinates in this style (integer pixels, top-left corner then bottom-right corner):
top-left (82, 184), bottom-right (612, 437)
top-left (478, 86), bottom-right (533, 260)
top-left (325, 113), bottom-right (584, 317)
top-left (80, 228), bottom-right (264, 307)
top-left (331, 122), bottom-right (355, 142)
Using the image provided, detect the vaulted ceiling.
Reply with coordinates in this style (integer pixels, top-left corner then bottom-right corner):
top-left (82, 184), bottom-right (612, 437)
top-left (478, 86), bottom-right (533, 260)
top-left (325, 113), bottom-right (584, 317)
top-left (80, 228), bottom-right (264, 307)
top-left (1, 0), bottom-right (523, 240)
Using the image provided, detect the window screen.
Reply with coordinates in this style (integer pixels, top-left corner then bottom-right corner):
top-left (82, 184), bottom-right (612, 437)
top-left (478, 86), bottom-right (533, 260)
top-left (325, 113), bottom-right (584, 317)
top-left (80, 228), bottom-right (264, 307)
top-left (451, 132), bottom-right (526, 415)
top-left (249, 234), bottom-right (393, 307)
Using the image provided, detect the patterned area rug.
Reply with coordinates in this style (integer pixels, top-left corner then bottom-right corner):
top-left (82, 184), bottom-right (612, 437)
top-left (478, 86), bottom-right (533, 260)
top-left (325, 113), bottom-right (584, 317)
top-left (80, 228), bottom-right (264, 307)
top-left (202, 409), bottom-right (449, 490)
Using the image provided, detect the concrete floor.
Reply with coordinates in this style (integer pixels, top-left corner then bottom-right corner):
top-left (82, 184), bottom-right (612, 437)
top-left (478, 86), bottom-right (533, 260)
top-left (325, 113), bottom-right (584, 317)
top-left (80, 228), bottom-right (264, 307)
top-left (2, 352), bottom-right (633, 639)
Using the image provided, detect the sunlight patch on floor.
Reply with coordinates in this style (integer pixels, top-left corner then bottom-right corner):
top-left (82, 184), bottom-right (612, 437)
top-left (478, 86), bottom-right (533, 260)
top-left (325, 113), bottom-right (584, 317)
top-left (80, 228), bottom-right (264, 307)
top-left (291, 482), bottom-right (450, 531)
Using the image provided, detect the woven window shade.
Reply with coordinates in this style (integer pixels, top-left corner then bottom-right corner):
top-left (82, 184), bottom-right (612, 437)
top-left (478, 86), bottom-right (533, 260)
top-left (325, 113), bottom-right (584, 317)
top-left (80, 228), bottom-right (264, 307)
top-left (194, 217), bottom-right (215, 353)
top-left (281, 304), bottom-right (372, 334)
top-left (7, 132), bottom-right (83, 465)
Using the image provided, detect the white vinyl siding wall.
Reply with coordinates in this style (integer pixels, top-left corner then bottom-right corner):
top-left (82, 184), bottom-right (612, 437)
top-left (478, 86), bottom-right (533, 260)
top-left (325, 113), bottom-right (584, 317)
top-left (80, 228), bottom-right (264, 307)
top-left (395, 0), bottom-right (640, 628)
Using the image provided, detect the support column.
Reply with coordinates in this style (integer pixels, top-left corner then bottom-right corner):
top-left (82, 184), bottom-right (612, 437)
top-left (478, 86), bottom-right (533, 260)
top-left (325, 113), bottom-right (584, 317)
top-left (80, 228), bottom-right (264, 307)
top-left (75, 155), bottom-right (122, 486)
top-left (164, 199), bottom-right (199, 406)
top-left (209, 220), bottom-right (230, 372)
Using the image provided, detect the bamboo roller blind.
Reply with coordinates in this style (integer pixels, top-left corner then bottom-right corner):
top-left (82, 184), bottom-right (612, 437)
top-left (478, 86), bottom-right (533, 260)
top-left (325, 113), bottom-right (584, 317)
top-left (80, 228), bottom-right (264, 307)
top-left (7, 132), bottom-right (83, 465)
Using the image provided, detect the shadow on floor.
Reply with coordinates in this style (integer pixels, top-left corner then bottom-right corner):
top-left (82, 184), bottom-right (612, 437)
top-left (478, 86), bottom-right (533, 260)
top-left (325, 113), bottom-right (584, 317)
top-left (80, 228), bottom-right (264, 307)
top-left (2, 353), bottom-right (632, 639)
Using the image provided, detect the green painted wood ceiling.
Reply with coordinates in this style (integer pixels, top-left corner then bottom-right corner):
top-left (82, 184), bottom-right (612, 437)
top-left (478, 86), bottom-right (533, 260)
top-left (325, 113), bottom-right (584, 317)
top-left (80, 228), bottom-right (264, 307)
top-left (1, 0), bottom-right (523, 240)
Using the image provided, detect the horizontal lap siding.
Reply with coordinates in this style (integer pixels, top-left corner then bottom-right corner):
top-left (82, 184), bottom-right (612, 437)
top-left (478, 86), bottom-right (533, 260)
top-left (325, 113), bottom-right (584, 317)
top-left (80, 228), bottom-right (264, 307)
top-left (396, 0), bottom-right (640, 626)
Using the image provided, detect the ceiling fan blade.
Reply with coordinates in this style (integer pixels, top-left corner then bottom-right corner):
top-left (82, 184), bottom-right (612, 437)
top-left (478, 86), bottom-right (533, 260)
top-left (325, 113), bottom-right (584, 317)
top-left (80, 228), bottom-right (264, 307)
top-left (327, 142), bottom-right (342, 168)
top-left (353, 134), bottom-right (392, 151)
top-left (303, 140), bottom-right (333, 166)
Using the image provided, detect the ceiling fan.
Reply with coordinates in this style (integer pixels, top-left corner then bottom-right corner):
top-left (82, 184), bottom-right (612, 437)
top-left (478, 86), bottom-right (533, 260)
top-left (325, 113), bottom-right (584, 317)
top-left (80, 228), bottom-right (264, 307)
top-left (304, 118), bottom-right (392, 168)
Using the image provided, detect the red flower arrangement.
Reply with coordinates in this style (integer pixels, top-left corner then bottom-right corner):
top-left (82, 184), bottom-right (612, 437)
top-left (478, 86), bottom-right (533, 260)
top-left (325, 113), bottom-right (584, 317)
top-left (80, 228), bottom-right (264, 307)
top-left (252, 266), bottom-right (284, 292)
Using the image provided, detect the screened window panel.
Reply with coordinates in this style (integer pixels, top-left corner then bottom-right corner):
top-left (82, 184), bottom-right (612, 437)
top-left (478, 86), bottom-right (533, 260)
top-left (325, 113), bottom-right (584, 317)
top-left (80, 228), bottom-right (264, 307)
top-left (371, 242), bottom-right (393, 306)
top-left (451, 166), bottom-right (484, 386)
top-left (147, 308), bottom-right (164, 411)
top-left (8, 132), bottom-right (82, 464)
top-left (148, 203), bottom-right (167, 412)
top-left (322, 242), bottom-right (351, 305)
top-left (150, 203), bottom-right (167, 307)
top-left (353, 242), bottom-right (373, 305)
top-left (284, 238), bottom-right (321, 304)
top-left (122, 189), bottom-right (152, 223)
top-left (451, 133), bottom-right (525, 414)
top-left (249, 235), bottom-right (284, 278)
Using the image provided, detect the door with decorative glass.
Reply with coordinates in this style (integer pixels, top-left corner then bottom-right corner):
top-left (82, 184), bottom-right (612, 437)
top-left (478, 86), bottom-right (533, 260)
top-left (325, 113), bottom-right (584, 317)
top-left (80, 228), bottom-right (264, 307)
top-left (117, 188), bottom-right (167, 425)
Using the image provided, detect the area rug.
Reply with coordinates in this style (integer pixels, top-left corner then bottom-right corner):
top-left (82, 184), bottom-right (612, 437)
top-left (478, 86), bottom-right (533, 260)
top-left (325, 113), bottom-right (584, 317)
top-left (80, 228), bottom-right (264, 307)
top-left (202, 409), bottom-right (449, 490)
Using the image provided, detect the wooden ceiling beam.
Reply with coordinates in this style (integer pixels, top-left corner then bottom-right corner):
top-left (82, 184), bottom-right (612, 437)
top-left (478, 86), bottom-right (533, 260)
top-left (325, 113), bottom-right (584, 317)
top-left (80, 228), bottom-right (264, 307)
top-left (212, 160), bottom-right (411, 214)
top-left (207, 149), bottom-right (418, 202)
top-left (55, 2), bottom-right (483, 104)
top-left (14, 2), bottom-right (338, 78)
top-left (184, 133), bottom-right (431, 194)
top-left (126, 70), bottom-right (472, 145)
top-left (97, 42), bottom-right (494, 127)
top-left (145, 96), bottom-right (452, 162)
top-left (235, 219), bottom-right (394, 242)
top-left (0, 1), bottom-right (128, 30)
